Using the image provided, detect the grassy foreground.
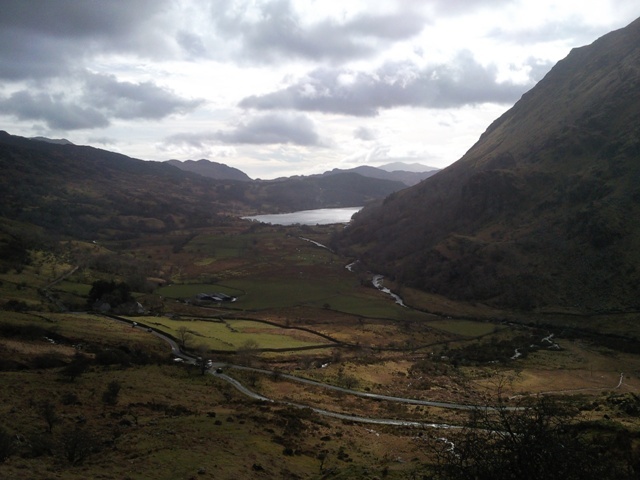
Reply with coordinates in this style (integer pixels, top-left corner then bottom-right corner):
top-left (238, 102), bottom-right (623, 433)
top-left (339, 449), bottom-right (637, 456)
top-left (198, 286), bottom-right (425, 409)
top-left (1, 221), bottom-right (639, 478)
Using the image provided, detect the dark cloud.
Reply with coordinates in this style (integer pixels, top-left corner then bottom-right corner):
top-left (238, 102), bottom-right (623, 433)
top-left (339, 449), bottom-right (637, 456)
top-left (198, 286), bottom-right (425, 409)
top-left (83, 73), bottom-right (204, 120)
top-left (0, 91), bottom-right (109, 130)
top-left (209, 0), bottom-right (426, 63)
top-left (166, 113), bottom-right (324, 147)
top-left (0, 74), bottom-right (203, 130)
top-left (239, 52), bottom-right (532, 116)
top-left (0, 0), bottom-right (171, 80)
top-left (216, 113), bottom-right (323, 145)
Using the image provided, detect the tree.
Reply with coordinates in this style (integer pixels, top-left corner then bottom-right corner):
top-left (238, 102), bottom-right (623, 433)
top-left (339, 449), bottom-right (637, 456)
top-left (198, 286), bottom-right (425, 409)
top-left (60, 352), bottom-right (89, 382)
top-left (39, 400), bottom-right (60, 433)
top-left (176, 326), bottom-right (192, 350)
top-left (237, 339), bottom-right (259, 366)
top-left (0, 425), bottom-right (15, 463)
top-left (87, 280), bottom-right (133, 309)
top-left (195, 344), bottom-right (210, 375)
top-left (61, 427), bottom-right (98, 465)
top-left (428, 396), bottom-right (636, 480)
top-left (102, 380), bottom-right (122, 406)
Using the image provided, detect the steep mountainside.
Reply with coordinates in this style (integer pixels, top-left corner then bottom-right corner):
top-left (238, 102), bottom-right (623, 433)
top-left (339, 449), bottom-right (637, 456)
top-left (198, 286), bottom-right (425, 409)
top-left (336, 18), bottom-right (640, 312)
top-left (166, 159), bottom-right (252, 181)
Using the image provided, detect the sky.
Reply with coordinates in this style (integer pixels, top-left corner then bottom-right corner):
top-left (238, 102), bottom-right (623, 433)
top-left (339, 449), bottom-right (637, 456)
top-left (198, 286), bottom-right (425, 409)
top-left (1, 1), bottom-right (639, 179)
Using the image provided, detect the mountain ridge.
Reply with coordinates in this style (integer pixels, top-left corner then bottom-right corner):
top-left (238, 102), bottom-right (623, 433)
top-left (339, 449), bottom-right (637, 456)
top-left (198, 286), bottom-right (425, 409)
top-left (0, 130), bottom-right (406, 240)
top-left (336, 17), bottom-right (640, 312)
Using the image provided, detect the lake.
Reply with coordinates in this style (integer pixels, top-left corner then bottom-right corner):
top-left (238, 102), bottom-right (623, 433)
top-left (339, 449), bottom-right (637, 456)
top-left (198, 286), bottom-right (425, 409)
top-left (243, 206), bottom-right (363, 226)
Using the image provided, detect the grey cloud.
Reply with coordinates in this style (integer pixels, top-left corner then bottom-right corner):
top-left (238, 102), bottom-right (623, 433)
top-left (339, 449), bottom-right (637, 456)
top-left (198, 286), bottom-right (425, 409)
top-left (354, 127), bottom-right (378, 141)
top-left (166, 113), bottom-right (324, 147)
top-left (525, 57), bottom-right (555, 82)
top-left (0, 91), bottom-right (109, 130)
top-left (210, 0), bottom-right (426, 63)
top-left (239, 52), bottom-right (531, 116)
top-left (217, 114), bottom-right (323, 146)
top-left (177, 31), bottom-right (208, 58)
top-left (0, 0), bottom-right (171, 80)
top-left (0, 74), bottom-right (203, 130)
top-left (83, 73), bottom-right (204, 120)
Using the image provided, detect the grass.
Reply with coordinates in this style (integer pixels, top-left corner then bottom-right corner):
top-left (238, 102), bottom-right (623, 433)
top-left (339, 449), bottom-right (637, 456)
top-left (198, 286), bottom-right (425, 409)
top-left (142, 317), bottom-right (332, 351)
top-left (427, 319), bottom-right (502, 337)
top-left (1, 222), bottom-right (639, 477)
top-left (157, 283), bottom-right (244, 299)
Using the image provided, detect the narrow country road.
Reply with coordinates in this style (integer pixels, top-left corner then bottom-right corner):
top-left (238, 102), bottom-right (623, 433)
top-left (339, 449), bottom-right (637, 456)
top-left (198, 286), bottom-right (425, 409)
top-left (107, 314), bottom-right (517, 429)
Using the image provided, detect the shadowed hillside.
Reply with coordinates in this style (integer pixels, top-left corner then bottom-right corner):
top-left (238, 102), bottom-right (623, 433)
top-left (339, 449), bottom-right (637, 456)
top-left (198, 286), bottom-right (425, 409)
top-left (0, 132), bottom-right (405, 241)
top-left (336, 18), bottom-right (640, 312)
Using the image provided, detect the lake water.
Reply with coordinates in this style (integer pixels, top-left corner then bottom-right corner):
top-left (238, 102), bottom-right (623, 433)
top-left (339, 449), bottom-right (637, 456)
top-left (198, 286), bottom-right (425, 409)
top-left (243, 206), bottom-right (363, 226)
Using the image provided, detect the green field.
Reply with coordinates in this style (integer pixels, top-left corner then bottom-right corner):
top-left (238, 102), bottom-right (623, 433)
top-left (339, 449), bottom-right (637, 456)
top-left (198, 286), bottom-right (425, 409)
top-left (427, 318), bottom-right (501, 337)
top-left (142, 317), bottom-right (331, 351)
top-left (157, 283), bottom-right (244, 299)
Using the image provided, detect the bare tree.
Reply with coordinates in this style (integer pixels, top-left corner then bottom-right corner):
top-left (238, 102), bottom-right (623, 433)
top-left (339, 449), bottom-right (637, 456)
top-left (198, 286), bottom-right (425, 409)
top-left (237, 339), bottom-right (259, 366)
top-left (176, 325), bottom-right (192, 350)
top-left (61, 427), bottom-right (98, 465)
top-left (39, 400), bottom-right (60, 433)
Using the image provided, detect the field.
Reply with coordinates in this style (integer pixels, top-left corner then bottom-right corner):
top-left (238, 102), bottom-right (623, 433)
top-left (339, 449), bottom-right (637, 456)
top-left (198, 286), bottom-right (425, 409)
top-left (1, 221), bottom-right (639, 477)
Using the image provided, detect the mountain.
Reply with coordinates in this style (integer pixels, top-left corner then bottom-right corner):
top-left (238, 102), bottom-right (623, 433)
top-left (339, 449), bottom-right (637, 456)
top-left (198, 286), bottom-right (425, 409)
top-left (166, 158), bottom-right (252, 182)
top-left (378, 162), bottom-right (439, 173)
top-left (0, 132), bottom-right (406, 241)
top-left (30, 136), bottom-right (74, 145)
top-left (323, 165), bottom-right (439, 186)
top-left (336, 18), bottom-right (640, 312)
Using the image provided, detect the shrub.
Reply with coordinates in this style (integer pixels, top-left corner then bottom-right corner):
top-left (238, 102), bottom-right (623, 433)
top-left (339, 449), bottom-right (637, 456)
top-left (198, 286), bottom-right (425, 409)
top-left (61, 427), bottom-right (98, 465)
top-left (0, 425), bottom-right (15, 462)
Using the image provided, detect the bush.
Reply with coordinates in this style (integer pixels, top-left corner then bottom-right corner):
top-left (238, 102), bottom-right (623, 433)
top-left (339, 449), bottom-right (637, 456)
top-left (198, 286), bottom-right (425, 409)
top-left (428, 397), bottom-right (637, 480)
top-left (0, 425), bottom-right (15, 462)
top-left (102, 380), bottom-right (122, 406)
top-left (61, 427), bottom-right (98, 465)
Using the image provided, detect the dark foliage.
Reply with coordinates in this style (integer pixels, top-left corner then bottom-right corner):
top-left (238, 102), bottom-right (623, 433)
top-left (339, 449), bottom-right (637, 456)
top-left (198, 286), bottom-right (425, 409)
top-left (0, 425), bottom-right (15, 463)
top-left (87, 280), bottom-right (133, 309)
top-left (61, 427), bottom-right (98, 465)
top-left (336, 18), bottom-right (640, 312)
top-left (429, 397), bottom-right (638, 480)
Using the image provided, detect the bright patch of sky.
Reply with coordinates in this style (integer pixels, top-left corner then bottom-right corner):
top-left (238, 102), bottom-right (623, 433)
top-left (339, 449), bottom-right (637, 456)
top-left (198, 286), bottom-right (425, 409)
top-left (0, 0), bottom-right (638, 178)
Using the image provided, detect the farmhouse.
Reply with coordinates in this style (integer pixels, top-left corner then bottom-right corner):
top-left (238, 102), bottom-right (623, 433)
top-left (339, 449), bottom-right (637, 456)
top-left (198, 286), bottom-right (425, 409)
top-left (195, 292), bottom-right (236, 303)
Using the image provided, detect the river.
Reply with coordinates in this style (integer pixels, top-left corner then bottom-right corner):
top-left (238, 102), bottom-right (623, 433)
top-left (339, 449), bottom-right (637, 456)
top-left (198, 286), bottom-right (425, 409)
top-left (243, 206), bottom-right (363, 225)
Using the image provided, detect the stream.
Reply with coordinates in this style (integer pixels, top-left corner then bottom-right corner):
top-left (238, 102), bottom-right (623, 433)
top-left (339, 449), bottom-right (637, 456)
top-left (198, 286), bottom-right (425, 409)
top-left (372, 274), bottom-right (406, 307)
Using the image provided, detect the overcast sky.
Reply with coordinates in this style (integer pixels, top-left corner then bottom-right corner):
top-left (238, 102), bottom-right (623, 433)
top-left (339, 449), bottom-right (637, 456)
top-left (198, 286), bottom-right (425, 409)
top-left (1, 1), bottom-right (638, 179)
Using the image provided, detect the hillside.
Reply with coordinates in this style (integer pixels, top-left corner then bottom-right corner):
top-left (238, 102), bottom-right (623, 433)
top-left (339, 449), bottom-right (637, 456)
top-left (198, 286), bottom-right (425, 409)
top-left (0, 132), bottom-right (405, 243)
top-left (335, 17), bottom-right (640, 312)
top-left (166, 158), bottom-right (252, 181)
top-left (323, 165), bottom-right (439, 186)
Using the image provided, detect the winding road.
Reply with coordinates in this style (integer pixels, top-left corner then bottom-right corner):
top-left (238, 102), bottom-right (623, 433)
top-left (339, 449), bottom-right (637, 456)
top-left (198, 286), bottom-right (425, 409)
top-left (109, 315), bottom-right (518, 430)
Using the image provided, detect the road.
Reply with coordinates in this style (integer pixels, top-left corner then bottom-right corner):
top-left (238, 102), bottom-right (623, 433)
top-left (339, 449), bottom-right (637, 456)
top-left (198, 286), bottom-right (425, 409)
top-left (108, 315), bottom-right (516, 428)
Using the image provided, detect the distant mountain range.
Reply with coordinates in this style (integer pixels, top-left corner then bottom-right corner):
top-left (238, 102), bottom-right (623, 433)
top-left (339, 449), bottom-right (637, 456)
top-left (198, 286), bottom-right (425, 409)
top-left (0, 131), bottom-right (408, 241)
top-left (377, 162), bottom-right (439, 173)
top-left (336, 17), bottom-right (640, 312)
top-left (321, 165), bottom-right (438, 186)
top-left (166, 158), bottom-right (439, 186)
